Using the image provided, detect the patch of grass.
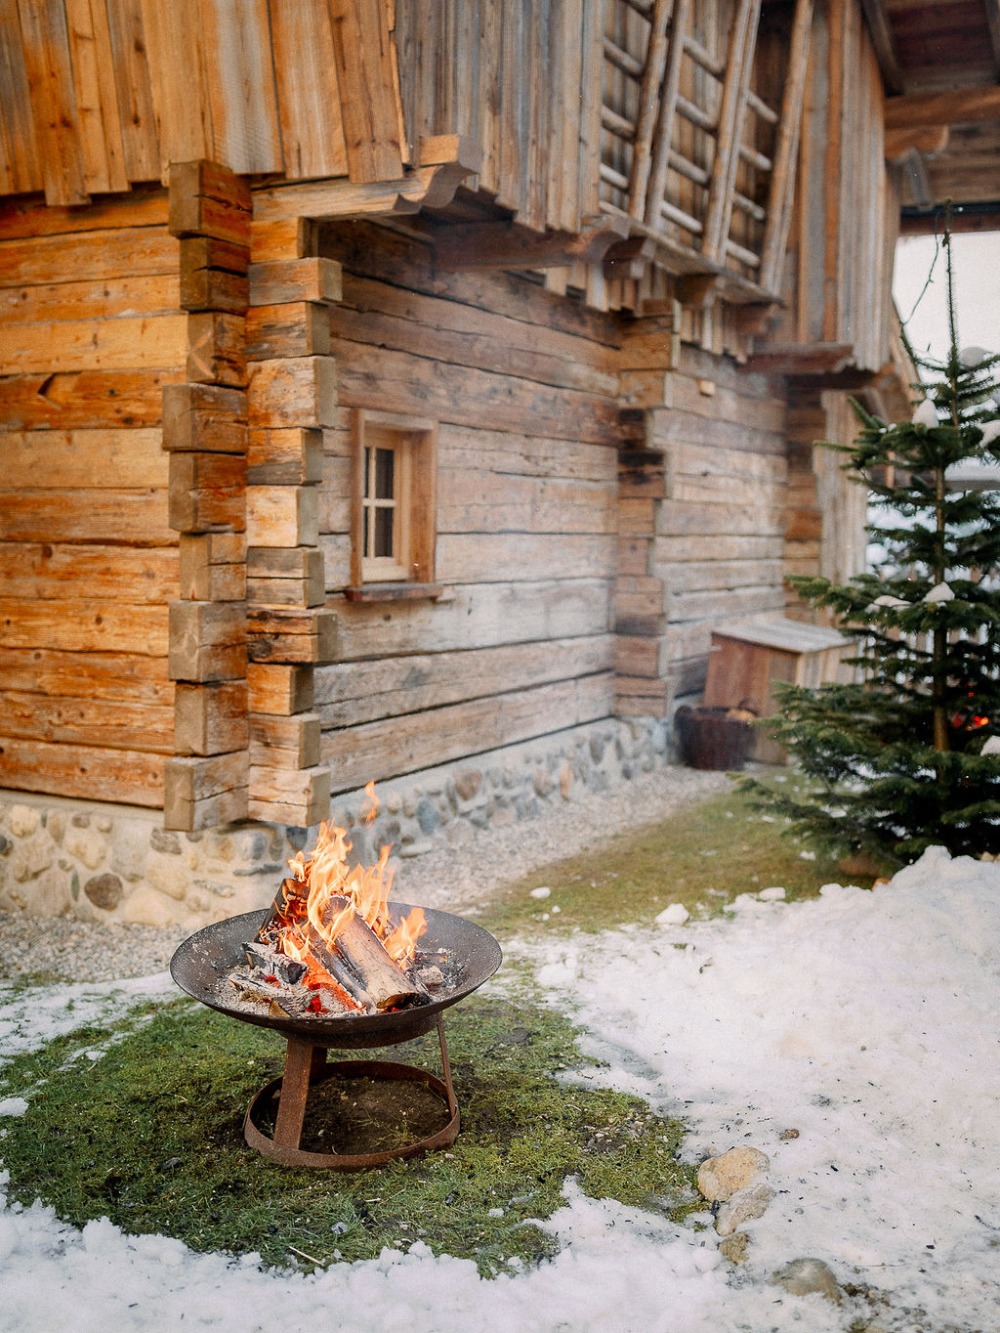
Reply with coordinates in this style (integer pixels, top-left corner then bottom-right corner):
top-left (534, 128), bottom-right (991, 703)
top-left (0, 989), bottom-right (697, 1276)
top-left (475, 778), bottom-right (862, 938)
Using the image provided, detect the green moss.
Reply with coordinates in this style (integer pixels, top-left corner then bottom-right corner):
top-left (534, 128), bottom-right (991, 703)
top-left (0, 990), bottom-right (696, 1276)
top-left (475, 781), bottom-right (855, 939)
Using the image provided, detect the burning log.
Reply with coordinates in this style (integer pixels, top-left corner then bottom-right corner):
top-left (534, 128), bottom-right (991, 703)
top-left (244, 801), bottom-right (433, 1018)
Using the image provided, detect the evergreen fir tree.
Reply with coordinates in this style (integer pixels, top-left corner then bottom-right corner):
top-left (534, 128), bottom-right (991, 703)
top-left (743, 228), bottom-right (1000, 864)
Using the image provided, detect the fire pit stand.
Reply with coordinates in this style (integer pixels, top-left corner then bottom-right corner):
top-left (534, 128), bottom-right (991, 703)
top-left (170, 904), bottom-right (501, 1172)
top-left (243, 1014), bottom-right (460, 1170)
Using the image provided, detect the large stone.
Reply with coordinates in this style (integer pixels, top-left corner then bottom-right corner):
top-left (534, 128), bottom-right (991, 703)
top-left (415, 797), bottom-right (442, 835)
top-left (772, 1257), bottom-right (842, 1303)
top-left (84, 872), bottom-right (124, 912)
top-left (63, 826), bottom-right (107, 871)
top-left (697, 1146), bottom-right (770, 1201)
top-left (454, 769), bottom-right (482, 802)
top-left (715, 1182), bottom-right (775, 1236)
top-left (117, 885), bottom-right (182, 927)
top-left (8, 805), bottom-right (41, 838)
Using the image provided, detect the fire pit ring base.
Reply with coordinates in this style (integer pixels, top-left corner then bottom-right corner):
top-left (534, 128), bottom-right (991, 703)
top-left (244, 1015), bottom-right (460, 1170)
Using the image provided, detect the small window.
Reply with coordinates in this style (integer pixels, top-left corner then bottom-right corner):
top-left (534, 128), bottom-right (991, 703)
top-left (351, 409), bottom-right (437, 590)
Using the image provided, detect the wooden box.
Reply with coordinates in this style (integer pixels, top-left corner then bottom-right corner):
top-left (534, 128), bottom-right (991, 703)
top-left (704, 618), bottom-right (849, 764)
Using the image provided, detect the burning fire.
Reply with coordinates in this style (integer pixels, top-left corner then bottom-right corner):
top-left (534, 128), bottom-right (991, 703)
top-left (255, 783), bottom-right (428, 1013)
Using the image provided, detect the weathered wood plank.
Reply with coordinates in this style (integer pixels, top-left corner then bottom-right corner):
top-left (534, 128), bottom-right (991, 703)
top-left (1, 315), bottom-right (188, 376)
top-left (64, 0), bottom-right (129, 194)
top-left (328, 0), bottom-right (404, 183)
top-left (200, 0), bottom-right (283, 175)
top-left (320, 675), bottom-right (612, 793)
top-left (0, 4), bottom-right (41, 196)
top-left (434, 532), bottom-right (615, 583)
top-left (246, 607), bottom-right (337, 663)
top-left (0, 490), bottom-right (172, 544)
top-left (0, 597), bottom-right (167, 653)
top-left (246, 546), bottom-right (325, 606)
top-left (246, 302), bottom-right (331, 361)
top-left (186, 311), bottom-right (247, 385)
top-left (330, 579), bottom-right (611, 660)
top-left (246, 763), bottom-right (329, 826)
top-left (1, 428), bottom-right (167, 487)
top-left (0, 689), bottom-right (172, 751)
top-left (314, 634), bottom-right (614, 727)
top-left (0, 735), bottom-right (164, 806)
top-left (0, 369), bottom-right (182, 430)
top-left (104, 0), bottom-right (161, 182)
top-left (334, 343), bottom-right (618, 447)
top-left (0, 542), bottom-right (178, 602)
top-left (0, 225), bottom-right (179, 286)
top-left (0, 646), bottom-right (171, 703)
top-left (267, 0), bottom-right (348, 179)
top-left (0, 272), bottom-right (181, 323)
top-left (162, 749), bottom-right (249, 827)
top-left (16, 0), bottom-right (90, 205)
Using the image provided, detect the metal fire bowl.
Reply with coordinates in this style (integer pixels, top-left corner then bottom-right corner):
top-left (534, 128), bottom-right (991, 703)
top-left (170, 903), bottom-right (502, 1049)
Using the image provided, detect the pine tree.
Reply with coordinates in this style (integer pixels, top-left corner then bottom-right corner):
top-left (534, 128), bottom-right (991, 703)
top-left (743, 229), bottom-right (1000, 864)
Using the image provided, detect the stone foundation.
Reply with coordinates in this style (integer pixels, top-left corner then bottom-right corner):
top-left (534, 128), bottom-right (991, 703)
top-left (0, 718), bottom-right (672, 927)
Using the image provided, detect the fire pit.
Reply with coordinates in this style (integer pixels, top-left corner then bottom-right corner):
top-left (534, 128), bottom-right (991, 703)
top-left (171, 905), bottom-right (501, 1170)
top-left (170, 798), bottom-right (502, 1170)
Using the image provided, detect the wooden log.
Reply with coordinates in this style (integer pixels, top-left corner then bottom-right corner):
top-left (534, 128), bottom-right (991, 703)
top-left (0, 370), bottom-right (181, 431)
top-left (0, 542), bottom-right (178, 604)
top-left (245, 302), bottom-right (331, 361)
top-left (248, 257), bottom-right (342, 306)
top-left (178, 532), bottom-right (246, 601)
top-left (311, 896), bottom-right (428, 1011)
top-left (247, 763), bottom-right (330, 827)
top-left (248, 217), bottom-right (313, 263)
top-left (247, 547), bottom-right (325, 607)
top-left (247, 663), bottom-right (314, 716)
top-left (187, 312), bottom-right (247, 386)
top-left (0, 690), bottom-right (172, 751)
top-left (0, 227), bottom-right (179, 287)
top-left (174, 680), bottom-right (249, 756)
top-left (1, 429), bottom-right (167, 490)
top-left (0, 272), bottom-right (180, 324)
top-left (246, 485), bottom-right (319, 548)
top-left (242, 941), bottom-right (307, 988)
top-left (168, 601), bottom-right (246, 681)
top-left (247, 607), bottom-right (337, 664)
top-left (327, 0), bottom-right (404, 183)
top-left (249, 712), bottom-right (321, 769)
top-left (0, 598), bottom-right (167, 654)
top-left (163, 752), bottom-right (249, 830)
top-left (247, 356), bottom-right (338, 429)
top-left (0, 736), bottom-right (164, 806)
top-left (168, 161), bottom-right (252, 244)
top-left (161, 382), bottom-right (246, 452)
top-left (1, 646), bottom-right (171, 704)
top-left (247, 427), bottom-right (323, 485)
top-left (267, 0), bottom-right (348, 181)
top-left (1, 314), bottom-right (188, 376)
top-left (169, 452), bottom-right (246, 533)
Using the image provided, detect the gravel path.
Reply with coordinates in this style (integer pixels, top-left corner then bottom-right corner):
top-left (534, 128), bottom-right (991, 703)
top-left (0, 765), bottom-right (733, 984)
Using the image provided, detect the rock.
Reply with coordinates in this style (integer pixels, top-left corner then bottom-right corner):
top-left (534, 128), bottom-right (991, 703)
top-left (8, 805), bottom-right (41, 838)
top-left (719, 1232), bottom-right (750, 1263)
top-left (772, 1257), bottom-right (842, 1303)
top-left (656, 902), bottom-right (690, 926)
top-left (715, 1182), bottom-right (775, 1236)
top-left (759, 886), bottom-right (786, 901)
top-left (415, 797), bottom-right (442, 835)
top-left (454, 769), bottom-right (482, 802)
top-left (697, 1146), bottom-right (769, 1201)
top-left (84, 872), bottom-right (124, 911)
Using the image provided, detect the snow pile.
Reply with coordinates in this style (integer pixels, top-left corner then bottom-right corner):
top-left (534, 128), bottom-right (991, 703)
top-left (1, 847), bottom-right (998, 1332)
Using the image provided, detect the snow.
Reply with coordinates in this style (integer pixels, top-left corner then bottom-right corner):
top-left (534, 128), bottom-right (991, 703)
top-left (2, 847), bottom-right (999, 1333)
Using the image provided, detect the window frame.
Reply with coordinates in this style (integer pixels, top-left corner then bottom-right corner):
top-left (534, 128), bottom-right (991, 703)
top-left (349, 408), bottom-right (439, 597)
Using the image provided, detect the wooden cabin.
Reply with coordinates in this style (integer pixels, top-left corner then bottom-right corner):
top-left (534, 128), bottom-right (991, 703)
top-left (1, 0), bottom-right (998, 920)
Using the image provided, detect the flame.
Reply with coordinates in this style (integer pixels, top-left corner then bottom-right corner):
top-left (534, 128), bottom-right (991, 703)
top-left (269, 787), bottom-right (426, 977)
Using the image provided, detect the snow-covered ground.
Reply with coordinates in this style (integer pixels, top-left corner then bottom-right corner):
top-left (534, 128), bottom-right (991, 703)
top-left (1, 846), bottom-right (998, 1333)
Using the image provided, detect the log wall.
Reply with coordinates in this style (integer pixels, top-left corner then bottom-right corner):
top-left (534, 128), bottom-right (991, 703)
top-left (314, 221), bottom-right (622, 794)
top-left (0, 188), bottom-right (184, 806)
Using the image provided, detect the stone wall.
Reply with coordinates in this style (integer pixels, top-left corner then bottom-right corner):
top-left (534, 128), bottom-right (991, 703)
top-left (0, 718), bottom-right (671, 927)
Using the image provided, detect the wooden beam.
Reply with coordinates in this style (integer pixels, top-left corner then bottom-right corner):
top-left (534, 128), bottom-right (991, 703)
top-left (434, 214), bottom-right (630, 270)
top-left (702, 0), bottom-right (761, 263)
top-left (885, 125), bottom-right (950, 160)
top-left (759, 0), bottom-right (814, 295)
top-left (985, 0), bottom-right (1000, 76)
top-left (252, 160), bottom-right (477, 223)
top-left (328, 0), bottom-right (404, 182)
top-left (896, 147), bottom-right (935, 213)
top-left (885, 85), bottom-right (1000, 131)
top-left (628, 0), bottom-right (675, 218)
top-left (746, 341), bottom-right (856, 374)
top-left (644, 0), bottom-right (692, 227)
top-left (858, 0), bottom-right (904, 95)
